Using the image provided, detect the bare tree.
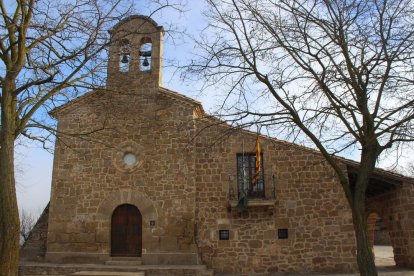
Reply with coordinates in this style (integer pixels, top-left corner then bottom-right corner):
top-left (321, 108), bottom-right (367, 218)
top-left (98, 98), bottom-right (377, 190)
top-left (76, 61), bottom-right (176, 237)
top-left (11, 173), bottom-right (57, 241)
top-left (185, 0), bottom-right (414, 275)
top-left (19, 209), bottom-right (37, 245)
top-left (406, 164), bottom-right (414, 177)
top-left (0, 0), bottom-right (184, 274)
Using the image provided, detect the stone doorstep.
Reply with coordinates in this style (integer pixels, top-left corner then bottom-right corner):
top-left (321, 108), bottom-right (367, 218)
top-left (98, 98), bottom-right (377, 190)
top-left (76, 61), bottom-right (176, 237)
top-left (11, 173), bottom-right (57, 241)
top-left (105, 257), bottom-right (142, 266)
top-left (106, 257), bottom-right (143, 261)
top-left (104, 261), bottom-right (143, 266)
top-left (73, 272), bottom-right (144, 276)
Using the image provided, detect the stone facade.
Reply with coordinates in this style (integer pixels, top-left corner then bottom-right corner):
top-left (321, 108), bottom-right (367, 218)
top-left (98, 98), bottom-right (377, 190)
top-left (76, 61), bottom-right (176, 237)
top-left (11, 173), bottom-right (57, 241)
top-left (46, 16), bottom-right (199, 265)
top-left (192, 123), bottom-right (357, 274)
top-left (21, 15), bottom-right (414, 275)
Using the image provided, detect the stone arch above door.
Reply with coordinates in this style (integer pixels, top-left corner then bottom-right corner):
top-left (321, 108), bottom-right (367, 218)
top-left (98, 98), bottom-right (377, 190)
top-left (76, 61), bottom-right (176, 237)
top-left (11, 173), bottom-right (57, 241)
top-left (96, 189), bottom-right (158, 222)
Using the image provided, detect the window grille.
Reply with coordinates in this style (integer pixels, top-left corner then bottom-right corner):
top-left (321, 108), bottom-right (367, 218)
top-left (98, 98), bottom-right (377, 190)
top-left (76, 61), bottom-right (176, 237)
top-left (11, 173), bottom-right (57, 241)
top-left (237, 153), bottom-right (265, 198)
top-left (219, 230), bottom-right (230, 240)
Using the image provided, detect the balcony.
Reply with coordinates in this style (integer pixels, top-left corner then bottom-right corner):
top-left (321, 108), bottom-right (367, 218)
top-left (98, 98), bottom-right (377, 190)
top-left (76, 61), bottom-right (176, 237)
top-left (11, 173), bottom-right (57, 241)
top-left (226, 173), bottom-right (277, 210)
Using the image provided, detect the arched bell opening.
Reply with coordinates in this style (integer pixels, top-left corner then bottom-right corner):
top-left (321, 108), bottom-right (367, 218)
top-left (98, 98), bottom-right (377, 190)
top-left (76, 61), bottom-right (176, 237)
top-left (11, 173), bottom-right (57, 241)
top-left (119, 39), bottom-right (131, 72)
top-left (139, 37), bottom-right (152, 72)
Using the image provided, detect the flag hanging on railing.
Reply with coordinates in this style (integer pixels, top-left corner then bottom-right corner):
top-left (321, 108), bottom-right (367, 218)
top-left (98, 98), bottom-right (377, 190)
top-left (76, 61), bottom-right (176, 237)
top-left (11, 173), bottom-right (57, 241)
top-left (252, 137), bottom-right (261, 185)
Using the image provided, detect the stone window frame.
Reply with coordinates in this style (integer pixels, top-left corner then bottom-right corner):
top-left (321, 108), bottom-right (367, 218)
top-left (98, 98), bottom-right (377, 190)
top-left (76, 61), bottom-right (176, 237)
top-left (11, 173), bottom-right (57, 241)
top-left (112, 141), bottom-right (143, 173)
top-left (236, 152), bottom-right (265, 198)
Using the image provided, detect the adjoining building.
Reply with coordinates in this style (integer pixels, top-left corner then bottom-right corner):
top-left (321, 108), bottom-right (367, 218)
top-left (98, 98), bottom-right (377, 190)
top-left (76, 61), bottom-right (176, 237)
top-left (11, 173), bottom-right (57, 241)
top-left (20, 16), bottom-right (414, 275)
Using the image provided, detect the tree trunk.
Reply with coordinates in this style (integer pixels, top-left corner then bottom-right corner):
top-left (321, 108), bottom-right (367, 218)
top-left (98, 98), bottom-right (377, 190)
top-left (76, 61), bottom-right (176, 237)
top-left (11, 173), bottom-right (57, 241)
top-left (352, 204), bottom-right (377, 276)
top-left (351, 144), bottom-right (380, 276)
top-left (0, 81), bottom-right (20, 275)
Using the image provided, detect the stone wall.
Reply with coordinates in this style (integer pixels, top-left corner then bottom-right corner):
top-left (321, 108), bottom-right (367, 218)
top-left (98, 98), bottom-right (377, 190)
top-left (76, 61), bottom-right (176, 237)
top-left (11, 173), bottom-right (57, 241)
top-left (193, 122), bottom-right (358, 274)
top-left (20, 204), bottom-right (49, 261)
top-left (375, 229), bottom-right (392, 245)
top-left (367, 180), bottom-right (414, 268)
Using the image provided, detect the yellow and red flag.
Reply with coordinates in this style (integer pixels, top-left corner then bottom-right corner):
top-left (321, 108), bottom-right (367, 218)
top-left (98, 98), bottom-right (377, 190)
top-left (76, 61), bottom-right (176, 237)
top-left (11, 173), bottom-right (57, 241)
top-left (252, 138), bottom-right (261, 185)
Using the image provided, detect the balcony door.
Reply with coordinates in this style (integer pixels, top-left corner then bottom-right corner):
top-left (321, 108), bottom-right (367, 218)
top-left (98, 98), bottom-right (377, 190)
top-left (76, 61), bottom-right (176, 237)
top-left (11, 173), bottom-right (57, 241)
top-left (237, 153), bottom-right (265, 198)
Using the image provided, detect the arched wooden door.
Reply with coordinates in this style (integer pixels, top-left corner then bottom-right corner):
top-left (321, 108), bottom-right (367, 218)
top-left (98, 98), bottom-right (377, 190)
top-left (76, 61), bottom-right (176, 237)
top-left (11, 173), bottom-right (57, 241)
top-left (111, 204), bottom-right (142, 257)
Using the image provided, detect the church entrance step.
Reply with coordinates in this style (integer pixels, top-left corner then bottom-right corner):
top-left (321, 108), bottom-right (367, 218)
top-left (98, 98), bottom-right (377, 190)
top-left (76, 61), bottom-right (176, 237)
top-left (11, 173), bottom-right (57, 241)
top-left (105, 257), bottom-right (142, 266)
top-left (73, 272), bottom-right (144, 276)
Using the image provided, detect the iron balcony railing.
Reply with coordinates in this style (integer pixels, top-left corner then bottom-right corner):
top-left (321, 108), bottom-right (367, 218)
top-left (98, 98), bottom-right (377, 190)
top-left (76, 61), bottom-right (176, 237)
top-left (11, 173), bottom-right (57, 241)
top-left (227, 173), bottom-right (277, 200)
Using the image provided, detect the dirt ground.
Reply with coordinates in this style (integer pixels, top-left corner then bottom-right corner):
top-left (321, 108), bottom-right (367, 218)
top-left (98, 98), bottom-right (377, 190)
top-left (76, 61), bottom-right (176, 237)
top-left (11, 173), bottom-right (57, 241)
top-left (374, 245), bottom-right (396, 267)
top-left (372, 245), bottom-right (414, 276)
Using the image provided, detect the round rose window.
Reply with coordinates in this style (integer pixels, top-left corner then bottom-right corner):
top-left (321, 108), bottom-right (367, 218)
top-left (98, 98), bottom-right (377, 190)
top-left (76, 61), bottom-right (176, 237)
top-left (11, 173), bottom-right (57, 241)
top-left (123, 152), bottom-right (137, 166)
top-left (113, 141), bottom-right (143, 173)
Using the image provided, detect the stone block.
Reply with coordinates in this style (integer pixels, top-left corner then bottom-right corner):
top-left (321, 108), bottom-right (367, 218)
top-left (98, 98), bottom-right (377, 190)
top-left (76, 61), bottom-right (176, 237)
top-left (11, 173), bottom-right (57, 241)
top-left (95, 229), bottom-right (108, 243)
top-left (168, 223), bottom-right (186, 236)
top-left (145, 236), bottom-right (160, 251)
top-left (248, 240), bottom-right (262, 248)
top-left (263, 230), bottom-right (275, 240)
top-left (160, 236), bottom-right (178, 251)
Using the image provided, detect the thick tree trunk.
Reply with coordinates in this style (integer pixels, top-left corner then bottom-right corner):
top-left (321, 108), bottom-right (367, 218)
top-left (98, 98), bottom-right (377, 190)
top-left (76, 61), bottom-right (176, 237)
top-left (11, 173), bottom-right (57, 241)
top-left (0, 145), bottom-right (20, 276)
top-left (352, 204), bottom-right (377, 276)
top-left (0, 81), bottom-right (20, 276)
top-left (351, 144), bottom-right (380, 276)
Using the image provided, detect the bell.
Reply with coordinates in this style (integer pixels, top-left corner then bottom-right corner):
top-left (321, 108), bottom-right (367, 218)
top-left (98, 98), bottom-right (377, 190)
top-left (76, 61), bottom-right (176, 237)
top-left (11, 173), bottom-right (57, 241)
top-left (142, 57), bottom-right (149, 67)
top-left (121, 54), bottom-right (129, 64)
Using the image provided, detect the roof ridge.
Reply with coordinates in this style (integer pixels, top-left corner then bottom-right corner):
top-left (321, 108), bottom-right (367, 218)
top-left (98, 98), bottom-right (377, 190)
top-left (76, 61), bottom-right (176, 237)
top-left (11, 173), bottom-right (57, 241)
top-left (50, 86), bottom-right (202, 117)
top-left (49, 89), bottom-right (102, 117)
top-left (158, 87), bottom-right (202, 106)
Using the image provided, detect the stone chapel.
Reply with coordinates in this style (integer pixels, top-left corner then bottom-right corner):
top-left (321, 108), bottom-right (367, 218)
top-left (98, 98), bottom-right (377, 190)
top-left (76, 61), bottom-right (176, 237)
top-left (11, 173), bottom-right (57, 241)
top-left (20, 15), bottom-right (414, 276)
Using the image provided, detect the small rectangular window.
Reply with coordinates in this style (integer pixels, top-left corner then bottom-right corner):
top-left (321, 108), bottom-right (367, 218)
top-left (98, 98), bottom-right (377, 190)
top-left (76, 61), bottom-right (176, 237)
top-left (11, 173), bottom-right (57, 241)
top-left (219, 230), bottom-right (230, 240)
top-left (278, 229), bottom-right (288, 239)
